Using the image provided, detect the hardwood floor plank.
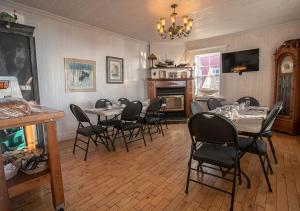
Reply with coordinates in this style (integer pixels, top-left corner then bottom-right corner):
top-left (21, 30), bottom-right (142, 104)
top-left (8, 125), bottom-right (300, 211)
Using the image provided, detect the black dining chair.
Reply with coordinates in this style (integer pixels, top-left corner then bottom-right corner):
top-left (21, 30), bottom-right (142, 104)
top-left (156, 97), bottom-right (168, 129)
top-left (207, 98), bottom-right (222, 110)
top-left (142, 98), bottom-right (164, 141)
top-left (70, 104), bottom-right (111, 160)
top-left (190, 101), bottom-right (204, 115)
top-left (236, 96), bottom-right (260, 106)
top-left (186, 112), bottom-right (244, 211)
top-left (95, 99), bottom-right (112, 108)
top-left (95, 99), bottom-right (119, 128)
top-left (118, 98), bottom-right (130, 106)
top-left (238, 103), bottom-right (282, 192)
top-left (112, 101), bottom-right (146, 152)
top-left (260, 101), bottom-right (283, 164)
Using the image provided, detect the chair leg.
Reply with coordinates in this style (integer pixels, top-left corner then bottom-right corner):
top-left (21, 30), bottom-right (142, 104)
top-left (197, 161), bottom-right (203, 173)
top-left (159, 122), bottom-right (164, 136)
top-left (164, 118), bottom-right (168, 129)
top-left (265, 153), bottom-right (273, 174)
top-left (140, 125), bottom-right (146, 146)
top-left (230, 162), bottom-right (237, 211)
top-left (120, 129), bottom-right (129, 152)
top-left (105, 131), bottom-right (113, 152)
top-left (135, 128), bottom-right (141, 138)
top-left (92, 135), bottom-right (98, 146)
top-left (111, 129), bottom-right (119, 151)
top-left (267, 136), bottom-right (278, 164)
top-left (155, 122), bottom-right (160, 133)
top-left (129, 129), bottom-right (134, 140)
top-left (258, 154), bottom-right (272, 192)
top-left (84, 136), bottom-right (91, 161)
top-left (100, 134), bottom-right (111, 152)
top-left (147, 123), bottom-right (153, 141)
top-left (185, 156), bottom-right (193, 193)
top-left (73, 132), bottom-right (79, 154)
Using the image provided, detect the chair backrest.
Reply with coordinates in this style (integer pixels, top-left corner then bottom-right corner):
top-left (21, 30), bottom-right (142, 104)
top-left (207, 98), bottom-right (222, 111)
top-left (70, 104), bottom-right (90, 123)
top-left (237, 96), bottom-right (260, 106)
top-left (121, 101), bottom-right (142, 121)
top-left (188, 112), bottom-right (238, 146)
top-left (147, 98), bottom-right (162, 113)
top-left (190, 101), bottom-right (204, 115)
top-left (118, 98), bottom-right (130, 105)
top-left (261, 101), bottom-right (283, 132)
top-left (95, 99), bottom-right (112, 108)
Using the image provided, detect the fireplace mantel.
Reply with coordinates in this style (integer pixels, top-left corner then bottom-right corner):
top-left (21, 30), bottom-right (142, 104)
top-left (147, 78), bottom-right (195, 81)
top-left (147, 78), bottom-right (194, 117)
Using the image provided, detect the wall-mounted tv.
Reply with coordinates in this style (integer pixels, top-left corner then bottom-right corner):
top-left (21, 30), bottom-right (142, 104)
top-left (222, 48), bottom-right (259, 74)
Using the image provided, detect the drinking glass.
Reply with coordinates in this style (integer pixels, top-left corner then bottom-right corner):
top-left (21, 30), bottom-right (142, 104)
top-left (240, 103), bottom-right (246, 111)
top-left (215, 107), bottom-right (222, 114)
top-left (246, 100), bottom-right (250, 108)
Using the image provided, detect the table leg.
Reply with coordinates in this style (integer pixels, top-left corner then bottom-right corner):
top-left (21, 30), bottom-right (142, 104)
top-left (0, 156), bottom-right (10, 211)
top-left (46, 121), bottom-right (64, 210)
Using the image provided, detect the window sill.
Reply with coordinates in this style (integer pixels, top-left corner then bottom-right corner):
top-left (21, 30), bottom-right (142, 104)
top-left (194, 95), bottom-right (225, 101)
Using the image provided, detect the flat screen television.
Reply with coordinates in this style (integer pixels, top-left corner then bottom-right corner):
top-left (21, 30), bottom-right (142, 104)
top-left (222, 48), bottom-right (259, 74)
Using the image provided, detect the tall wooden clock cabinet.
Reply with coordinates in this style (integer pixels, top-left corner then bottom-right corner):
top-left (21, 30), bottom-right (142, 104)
top-left (273, 39), bottom-right (300, 135)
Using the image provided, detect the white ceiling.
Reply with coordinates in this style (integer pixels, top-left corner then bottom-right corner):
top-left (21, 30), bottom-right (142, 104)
top-left (10, 0), bottom-right (300, 42)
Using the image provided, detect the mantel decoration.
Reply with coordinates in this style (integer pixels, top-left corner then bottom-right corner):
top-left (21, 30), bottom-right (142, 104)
top-left (156, 4), bottom-right (193, 40)
top-left (64, 58), bottom-right (96, 92)
top-left (106, 56), bottom-right (124, 84)
top-left (148, 53), bottom-right (157, 68)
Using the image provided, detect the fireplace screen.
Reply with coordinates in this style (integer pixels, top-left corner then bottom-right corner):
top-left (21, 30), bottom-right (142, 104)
top-left (162, 95), bottom-right (184, 111)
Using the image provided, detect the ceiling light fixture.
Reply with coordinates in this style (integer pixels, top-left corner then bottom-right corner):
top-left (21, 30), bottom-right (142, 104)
top-left (156, 4), bottom-right (193, 40)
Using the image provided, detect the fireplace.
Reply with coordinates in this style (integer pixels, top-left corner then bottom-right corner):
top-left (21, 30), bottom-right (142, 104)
top-left (162, 95), bottom-right (184, 111)
top-left (147, 78), bottom-right (194, 120)
top-left (156, 87), bottom-right (185, 111)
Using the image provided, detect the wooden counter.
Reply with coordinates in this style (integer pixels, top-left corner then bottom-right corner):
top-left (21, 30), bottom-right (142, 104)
top-left (0, 106), bottom-right (64, 211)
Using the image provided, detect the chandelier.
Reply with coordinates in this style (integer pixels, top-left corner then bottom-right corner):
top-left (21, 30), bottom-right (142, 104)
top-left (156, 4), bottom-right (193, 40)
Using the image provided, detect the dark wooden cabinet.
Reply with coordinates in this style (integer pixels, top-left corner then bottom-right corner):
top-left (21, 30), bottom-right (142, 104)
top-left (273, 39), bottom-right (300, 135)
top-left (0, 21), bottom-right (39, 102)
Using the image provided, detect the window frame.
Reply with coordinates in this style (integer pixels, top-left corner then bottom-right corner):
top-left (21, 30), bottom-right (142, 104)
top-left (194, 52), bottom-right (221, 96)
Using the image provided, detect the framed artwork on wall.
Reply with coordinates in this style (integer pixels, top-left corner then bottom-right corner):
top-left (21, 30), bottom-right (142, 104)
top-left (106, 56), bottom-right (124, 84)
top-left (64, 58), bottom-right (96, 92)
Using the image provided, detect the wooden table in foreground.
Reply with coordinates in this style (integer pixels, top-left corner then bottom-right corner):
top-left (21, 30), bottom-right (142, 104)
top-left (0, 106), bottom-right (64, 211)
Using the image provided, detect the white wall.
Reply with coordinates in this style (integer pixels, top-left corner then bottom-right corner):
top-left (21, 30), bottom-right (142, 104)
top-left (150, 42), bottom-right (186, 65)
top-left (186, 20), bottom-right (300, 106)
top-left (0, 1), bottom-right (149, 141)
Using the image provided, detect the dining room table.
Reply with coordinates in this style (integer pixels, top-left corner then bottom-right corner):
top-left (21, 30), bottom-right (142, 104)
top-left (84, 102), bottom-right (166, 120)
top-left (211, 104), bottom-right (269, 134)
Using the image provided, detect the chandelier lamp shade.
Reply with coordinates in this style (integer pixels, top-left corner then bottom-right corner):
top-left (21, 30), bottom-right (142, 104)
top-left (156, 4), bottom-right (193, 40)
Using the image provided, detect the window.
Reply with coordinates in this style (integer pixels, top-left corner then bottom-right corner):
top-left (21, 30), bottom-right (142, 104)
top-left (195, 52), bottom-right (221, 96)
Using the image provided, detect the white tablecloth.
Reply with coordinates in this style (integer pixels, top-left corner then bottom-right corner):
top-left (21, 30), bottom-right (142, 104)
top-left (211, 106), bottom-right (268, 134)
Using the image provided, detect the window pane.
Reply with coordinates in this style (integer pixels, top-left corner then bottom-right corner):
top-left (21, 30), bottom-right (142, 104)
top-left (195, 52), bottom-right (221, 96)
top-left (200, 66), bottom-right (209, 76)
top-left (199, 56), bottom-right (209, 66)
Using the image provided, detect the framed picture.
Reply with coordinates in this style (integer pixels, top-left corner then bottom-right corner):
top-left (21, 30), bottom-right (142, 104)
top-left (64, 58), bottom-right (96, 92)
top-left (106, 56), bottom-right (124, 84)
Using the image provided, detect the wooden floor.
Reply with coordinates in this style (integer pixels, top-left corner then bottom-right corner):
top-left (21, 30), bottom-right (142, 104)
top-left (11, 124), bottom-right (300, 211)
